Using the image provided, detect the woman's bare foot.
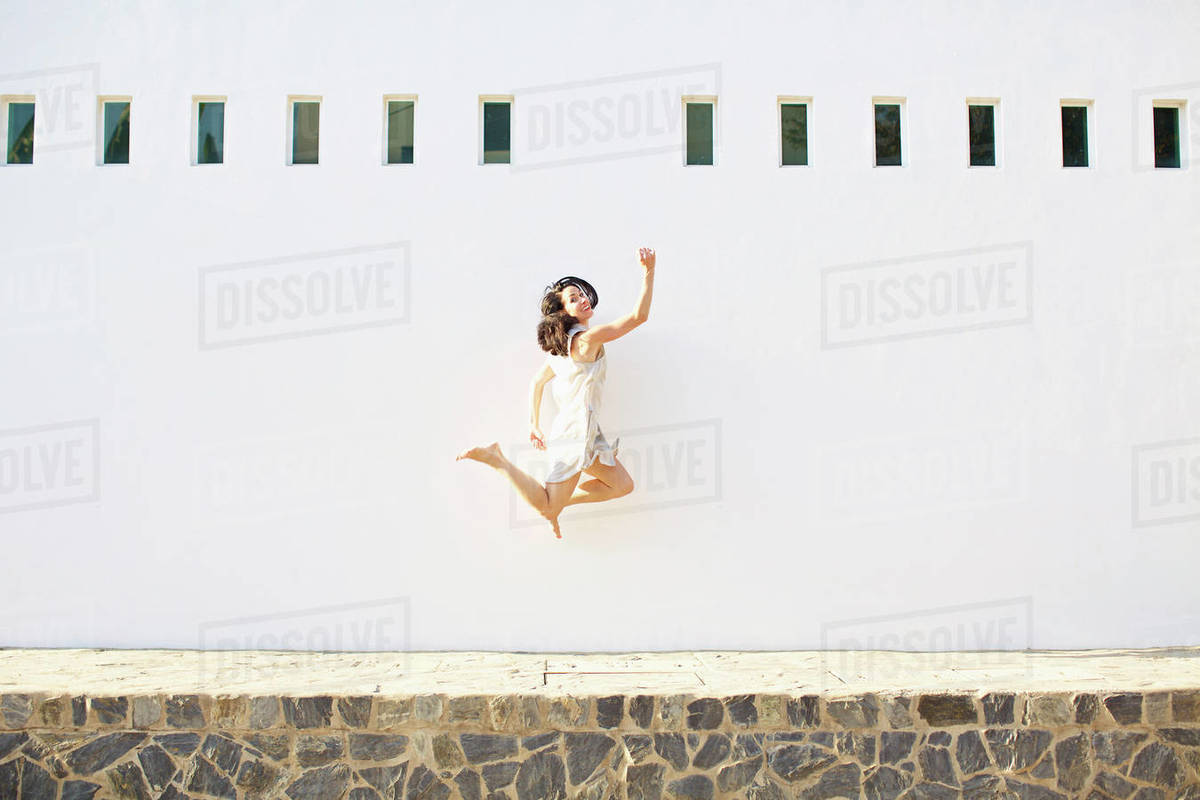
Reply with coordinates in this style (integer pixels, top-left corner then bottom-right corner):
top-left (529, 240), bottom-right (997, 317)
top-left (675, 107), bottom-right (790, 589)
top-left (544, 512), bottom-right (563, 539)
top-left (456, 442), bottom-right (503, 467)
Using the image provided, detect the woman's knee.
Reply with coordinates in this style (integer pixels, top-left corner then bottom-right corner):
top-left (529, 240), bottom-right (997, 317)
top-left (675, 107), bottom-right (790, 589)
top-left (601, 464), bottom-right (635, 497)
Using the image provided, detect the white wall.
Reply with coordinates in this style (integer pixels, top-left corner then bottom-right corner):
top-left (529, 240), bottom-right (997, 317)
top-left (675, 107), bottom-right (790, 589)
top-left (1, 0), bottom-right (1198, 654)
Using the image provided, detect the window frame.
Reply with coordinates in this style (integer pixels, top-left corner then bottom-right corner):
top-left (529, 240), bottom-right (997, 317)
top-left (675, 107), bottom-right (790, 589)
top-left (382, 93), bottom-right (418, 166)
top-left (96, 95), bottom-right (133, 166)
top-left (1059, 98), bottom-right (1095, 169)
top-left (478, 94), bottom-right (513, 166)
top-left (191, 95), bottom-right (227, 166)
top-left (286, 94), bottom-right (322, 166)
top-left (871, 95), bottom-right (907, 168)
top-left (1151, 99), bottom-right (1188, 170)
top-left (777, 96), bottom-right (812, 168)
top-left (682, 94), bottom-right (718, 167)
top-left (1, 95), bottom-right (36, 165)
top-left (965, 97), bottom-right (1002, 169)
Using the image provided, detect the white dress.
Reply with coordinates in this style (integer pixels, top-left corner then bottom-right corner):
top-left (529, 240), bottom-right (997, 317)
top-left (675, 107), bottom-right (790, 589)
top-left (542, 323), bottom-right (621, 484)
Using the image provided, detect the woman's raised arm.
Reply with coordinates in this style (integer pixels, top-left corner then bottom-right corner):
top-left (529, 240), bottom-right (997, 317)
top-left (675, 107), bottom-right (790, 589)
top-left (579, 248), bottom-right (655, 346)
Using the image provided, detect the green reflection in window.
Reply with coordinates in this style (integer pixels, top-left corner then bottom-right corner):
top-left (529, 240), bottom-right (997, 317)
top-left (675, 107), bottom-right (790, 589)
top-left (874, 104), bottom-right (901, 166)
top-left (7, 102), bottom-right (34, 164)
top-left (197, 102), bottom-right (224, 164)
top-left (292, 101), bottom-right (320, 164)
top-left (781, 103), bottom-right (807, 166)
top-left (686, 103), bottom-right (713, 165)
top-left (1154, 106), bottom-right (1180, 168)
top-left (387, 100), bottom-right (415, 164)
top-left (103, 101), bottom-right (130, 164)
top-left (968, 105), bottom-right (996, 166)
top-left (483, 102), bottom-right (510, 163)
top-left (1061, 106), bottom-right (1088, 167)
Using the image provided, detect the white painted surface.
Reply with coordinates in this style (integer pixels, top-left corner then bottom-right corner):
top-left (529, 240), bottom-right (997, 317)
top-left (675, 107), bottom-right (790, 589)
top-left (0, 0), bottom-right (1198, 652)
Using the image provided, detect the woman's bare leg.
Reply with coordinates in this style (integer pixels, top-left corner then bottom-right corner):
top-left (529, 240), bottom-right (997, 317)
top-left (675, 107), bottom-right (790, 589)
top-left (544, 473), bottom-right (583, 538)
top-left (456, 442), bottom-right (550, 512)
top-left (456, 442), bottom-right (581, 538)
top-left (566, 458), bottom-right (634, 506)
top-left (567, 479), bottom-right (624, 505)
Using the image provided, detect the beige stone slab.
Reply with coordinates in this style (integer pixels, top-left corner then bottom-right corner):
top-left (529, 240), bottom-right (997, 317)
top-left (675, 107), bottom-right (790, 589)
top-left (543, 653), bottom-right (708, 671)
top-left (542, 672), bottom-right (706, 692)
top-left (0, 648), bottom-right (1198, 697)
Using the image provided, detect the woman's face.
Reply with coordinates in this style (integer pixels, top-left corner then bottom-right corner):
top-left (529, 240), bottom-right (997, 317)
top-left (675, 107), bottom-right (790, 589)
top-left (560, 285), bottom-right (593, 321)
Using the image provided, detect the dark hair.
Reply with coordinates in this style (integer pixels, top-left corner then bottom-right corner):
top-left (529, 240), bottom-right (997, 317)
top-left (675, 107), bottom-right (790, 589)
top-left (537, 277), bottom-right (599, 356)
top-left (537, 310), bottom-right (579, 356)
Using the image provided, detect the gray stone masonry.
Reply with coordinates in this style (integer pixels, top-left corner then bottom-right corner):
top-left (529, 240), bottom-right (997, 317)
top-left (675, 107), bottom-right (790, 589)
top-left (1, 648), bottom-right (1199, 799)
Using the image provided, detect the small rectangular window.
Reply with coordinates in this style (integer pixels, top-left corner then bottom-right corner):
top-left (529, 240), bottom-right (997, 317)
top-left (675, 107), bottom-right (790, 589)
top-left (968, 104), bottom-right (996, 166)
top-left (195, 99), bottom-right (225, 165)
top-left (1061, 104), bottom-right (1089, 167)
top-left (101, 99), bottom-right (131, 164)
top-left (482, 99), bottom-right (511, 164)
top-left (4, 99), bottom-right (34, 164)
top-left (290, 98), bottom-right (320, 165)
top-left (386, 97), bottom-right (415, 164)
top-left (873, 101), bottom-right (902, 166)
top-left (780, 101), bottom-right (809, 166)
top-left (1153, 105), bottom-right (1181, 169)
top-left (685, 100), bottom-right (715, 165)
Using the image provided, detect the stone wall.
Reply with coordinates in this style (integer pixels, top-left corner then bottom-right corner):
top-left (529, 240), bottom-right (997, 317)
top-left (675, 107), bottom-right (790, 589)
top-left (2, 689), bottom-right (1200, 799)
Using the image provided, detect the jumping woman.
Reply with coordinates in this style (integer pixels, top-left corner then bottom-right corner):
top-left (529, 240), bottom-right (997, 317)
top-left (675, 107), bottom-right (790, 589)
top-left (456, 247), bottom-right (657, 539)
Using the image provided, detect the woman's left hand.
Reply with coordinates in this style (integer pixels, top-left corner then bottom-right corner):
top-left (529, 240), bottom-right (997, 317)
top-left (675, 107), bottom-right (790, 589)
top-left (530, 425), bottom-right (547, 450)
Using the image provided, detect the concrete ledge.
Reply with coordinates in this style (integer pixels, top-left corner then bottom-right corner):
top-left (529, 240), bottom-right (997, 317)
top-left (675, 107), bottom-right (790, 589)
top-left (1, 649), bottom-right (1198, 799)
top-left (4, 648), bottom-right (1200, 695)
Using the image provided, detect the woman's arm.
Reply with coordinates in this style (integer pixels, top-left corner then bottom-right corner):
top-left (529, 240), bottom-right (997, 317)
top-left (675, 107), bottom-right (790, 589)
top-left (579, 249), bottom-right (656, 346)
top-left (529, 362), bottom-right (554, 429)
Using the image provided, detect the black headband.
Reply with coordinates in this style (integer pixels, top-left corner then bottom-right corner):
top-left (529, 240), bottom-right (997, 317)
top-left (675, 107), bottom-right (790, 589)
top-left (551, 276), bottom-right (598, 310)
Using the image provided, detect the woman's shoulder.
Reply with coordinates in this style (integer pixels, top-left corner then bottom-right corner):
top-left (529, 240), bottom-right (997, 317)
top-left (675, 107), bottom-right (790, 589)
top-left (569, 327), bottom-right (604, 363)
